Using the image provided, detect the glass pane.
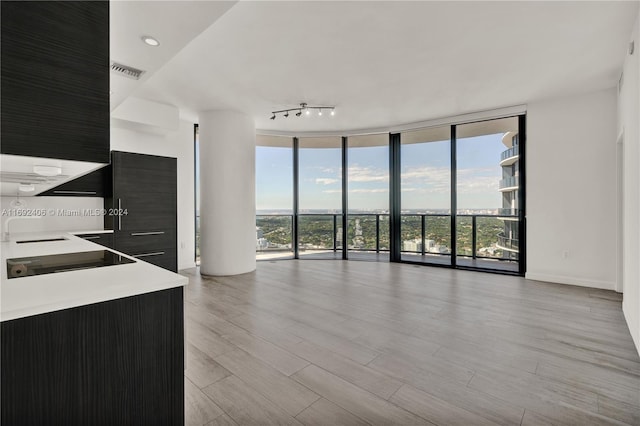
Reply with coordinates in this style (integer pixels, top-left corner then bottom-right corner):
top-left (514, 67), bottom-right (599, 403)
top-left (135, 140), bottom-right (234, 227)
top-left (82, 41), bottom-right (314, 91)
top-left (455, 117), bottom-right (520, 272)
top-left (400, 126), bottom-right (451, 265)
top-left (299, 214), bottom-right (342, 258)
top-left (347, 133), bottom-right (389, 260)
top-left (425, 215), bottom-right (451, 255)
top-left (299, 137), bottom-right (342, 259)
top-left (256, 136), bottom-right (294, 260)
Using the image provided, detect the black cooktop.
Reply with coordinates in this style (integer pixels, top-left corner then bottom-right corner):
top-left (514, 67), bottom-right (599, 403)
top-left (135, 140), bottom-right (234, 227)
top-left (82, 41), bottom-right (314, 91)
top-left (7, 250), bottom-right (135, 279)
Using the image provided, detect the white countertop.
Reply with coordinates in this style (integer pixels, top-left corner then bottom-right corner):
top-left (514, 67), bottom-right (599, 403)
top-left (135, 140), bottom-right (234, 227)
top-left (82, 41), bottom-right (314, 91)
top-left (1, 231), bottom-right (187, 322)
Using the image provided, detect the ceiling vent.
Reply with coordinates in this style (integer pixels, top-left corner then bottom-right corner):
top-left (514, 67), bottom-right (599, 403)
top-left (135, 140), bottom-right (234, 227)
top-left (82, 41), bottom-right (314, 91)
top-left (110, 62), bottom-right (146, 80)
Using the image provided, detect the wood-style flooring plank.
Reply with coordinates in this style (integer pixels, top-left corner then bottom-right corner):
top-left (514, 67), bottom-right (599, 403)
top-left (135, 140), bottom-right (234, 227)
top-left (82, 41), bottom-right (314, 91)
top-left (286, 322), bottom-right (381, 365)
top-left (292, 365), bottom-right (432, 425)
top-left (285, 340), bottom-right (404, 400)
top-left (218, 328), bottom-right (310, 376)
top-left (205, 414), bottom-right (237, 426)
top-left (185, 377), bottom-right (225, 426)
top-left (202, 375), bottom-right (303, 426)
top-left (185, 343), bottom-right (232, 389)
top-left (214, 349), bottom-right (320, 416)
top-left (389, 384), bottom-right (500, 426)
top-left (295, 398), bottom-right (369, 426)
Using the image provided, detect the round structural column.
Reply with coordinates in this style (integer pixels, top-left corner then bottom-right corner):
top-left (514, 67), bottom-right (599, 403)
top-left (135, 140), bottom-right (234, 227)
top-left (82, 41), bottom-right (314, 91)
top-left (198, 110), bottom-right (256, 276)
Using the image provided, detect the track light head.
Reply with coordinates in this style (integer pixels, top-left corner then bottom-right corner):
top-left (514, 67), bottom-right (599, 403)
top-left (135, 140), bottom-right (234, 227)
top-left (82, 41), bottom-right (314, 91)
top-left (270, 114), bottom-right (276, 120)
top-left (296, 110), bottom-right (302, 117)
top-left (284, 111), bottom-right (289, 118)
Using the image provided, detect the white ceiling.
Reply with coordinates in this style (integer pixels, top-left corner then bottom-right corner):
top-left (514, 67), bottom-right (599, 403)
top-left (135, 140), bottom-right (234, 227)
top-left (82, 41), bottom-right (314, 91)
top-left (109, 0), bottom-right (236, 110)
top-left (117, 1), bottom-right (639, 133)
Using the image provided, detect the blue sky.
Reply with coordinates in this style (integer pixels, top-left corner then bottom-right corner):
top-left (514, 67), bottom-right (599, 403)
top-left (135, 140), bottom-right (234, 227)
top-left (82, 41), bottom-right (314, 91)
top-left (255, 133), bottom-right (508, 212)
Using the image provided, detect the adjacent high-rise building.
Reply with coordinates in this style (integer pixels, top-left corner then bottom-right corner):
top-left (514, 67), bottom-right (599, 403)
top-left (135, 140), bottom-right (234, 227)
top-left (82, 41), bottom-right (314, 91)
top-left (497, 131), bottom-right (520, 260)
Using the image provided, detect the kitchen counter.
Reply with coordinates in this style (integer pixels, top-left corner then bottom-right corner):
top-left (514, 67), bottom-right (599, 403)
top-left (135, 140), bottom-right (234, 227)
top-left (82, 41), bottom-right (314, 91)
top-left (1, 231), bottom-right (187, 322)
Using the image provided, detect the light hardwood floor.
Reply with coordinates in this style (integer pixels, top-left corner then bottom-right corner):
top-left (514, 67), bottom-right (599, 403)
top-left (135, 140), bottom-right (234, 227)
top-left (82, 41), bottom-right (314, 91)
top-left (182, 260), bottom-right (640, 426)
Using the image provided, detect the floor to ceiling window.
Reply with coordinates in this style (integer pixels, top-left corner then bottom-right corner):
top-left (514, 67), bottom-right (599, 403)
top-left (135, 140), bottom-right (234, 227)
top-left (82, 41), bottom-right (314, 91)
top-left (255, 135), bottom-right (294, 260)
top-left (455, 117), bottom-right (520, 272)
top-left (244, 112), bottom-right (525, 275)
top-left (346, 134), bottom-right (389, 261)
top-left (297, 137), bottom-right (343, 259)
top-left (399, 126), bottom-right (452, 266)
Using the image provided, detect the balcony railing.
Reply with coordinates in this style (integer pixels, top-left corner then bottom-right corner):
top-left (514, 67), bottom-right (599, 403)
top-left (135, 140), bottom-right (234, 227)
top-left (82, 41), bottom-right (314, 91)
top-left (500, 145), bottom-right (519, 163)
top-left (253, 213), bottom-right (519, 261)
top-left (497, 232), bottom-right (519, 252)
top-left (499, 176), bottom-right (519, 190)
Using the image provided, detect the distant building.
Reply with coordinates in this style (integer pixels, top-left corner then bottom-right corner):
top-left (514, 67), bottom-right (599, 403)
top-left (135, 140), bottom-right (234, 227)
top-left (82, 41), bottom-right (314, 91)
top-left (352, 218), bottom-right (364, 249)
top-left (256, 227), bottom-right (269, 250)
top-left (403, 239), bottom-right (422, 252)
top-left (497, 131), bottom-right (520, 260)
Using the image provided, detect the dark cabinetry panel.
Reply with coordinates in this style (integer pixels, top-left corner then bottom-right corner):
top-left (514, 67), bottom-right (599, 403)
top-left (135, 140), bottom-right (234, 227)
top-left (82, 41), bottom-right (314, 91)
top-left (109, 151), bottom-right (178, 272)
top-left (132, 248), bottom-right (177, 272)
top-left (38, 166), bottom-right (109, 197)
top-left (75, 233), bottom-right (113, 249)
top-left (1, 1), bottom-right (110, 163)
top-left (115, 230), bottom-right (175, 253)
top-left (1, 287), bottom-right (184, 425)
top-left (112, 151), bottom-right (177, 231)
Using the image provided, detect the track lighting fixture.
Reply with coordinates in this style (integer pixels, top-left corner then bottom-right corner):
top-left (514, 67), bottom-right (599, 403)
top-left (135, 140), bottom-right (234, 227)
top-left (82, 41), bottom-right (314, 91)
top-left (269, 103), bottom-right (336, 121)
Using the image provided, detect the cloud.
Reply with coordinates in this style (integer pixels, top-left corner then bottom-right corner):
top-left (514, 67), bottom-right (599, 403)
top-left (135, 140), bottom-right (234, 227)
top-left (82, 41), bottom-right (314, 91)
top-left (323, 188), bottom-right (388, 194)
top-left (315, 178), bottom-right (339, 185)
top-left (348, 165), bottom-right (389, 183)
top-left (399, 166), bottom-right (501, 195)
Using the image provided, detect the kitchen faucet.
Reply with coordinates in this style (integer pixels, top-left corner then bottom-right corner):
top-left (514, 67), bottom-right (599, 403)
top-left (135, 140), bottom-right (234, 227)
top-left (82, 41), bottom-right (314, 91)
top-left (2, 216), bottom-right (44, 242)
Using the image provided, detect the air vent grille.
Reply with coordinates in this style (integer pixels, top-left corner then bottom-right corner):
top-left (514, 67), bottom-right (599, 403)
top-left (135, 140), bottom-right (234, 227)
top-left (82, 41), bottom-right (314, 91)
top-left (110, 62), bottom-right (145, 80)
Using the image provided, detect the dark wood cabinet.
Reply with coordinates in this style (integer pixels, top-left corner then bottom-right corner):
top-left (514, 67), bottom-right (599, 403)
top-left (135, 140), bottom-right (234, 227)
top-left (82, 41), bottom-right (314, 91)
top-left (38, 166), bottom-right (110, 197)
top-left (75, 232), bottom-right (114, 249)
top-left (108, 152), bottom-right (178, 272)
top-left (1, 1), bottom-right (110, 163)
top-left (1, 287), bottom-right (185, 426)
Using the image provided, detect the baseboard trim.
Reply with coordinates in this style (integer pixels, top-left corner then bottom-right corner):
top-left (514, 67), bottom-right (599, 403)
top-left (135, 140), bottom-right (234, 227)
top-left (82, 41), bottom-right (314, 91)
top-left (525, 272), bottom-right (616, 291)
top-left (622, 301), bottom-right (640, 356)
top-left (178, 262), bottom-right (197, 271)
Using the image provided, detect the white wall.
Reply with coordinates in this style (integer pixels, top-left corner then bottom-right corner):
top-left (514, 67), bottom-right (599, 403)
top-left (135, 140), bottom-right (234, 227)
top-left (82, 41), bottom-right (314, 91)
top-left (111, 120), bottom-right (196, 271)
top-left (0, 196), bottom-right (103, 235)
top-left (526, 88), bottom-right (618, 290)
top-left (618, 9), bottom-right (640, 353)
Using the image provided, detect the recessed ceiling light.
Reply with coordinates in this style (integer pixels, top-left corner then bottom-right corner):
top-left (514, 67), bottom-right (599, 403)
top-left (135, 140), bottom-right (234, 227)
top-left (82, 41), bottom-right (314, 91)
top-left (141, 35), bottom-right (160, 47)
